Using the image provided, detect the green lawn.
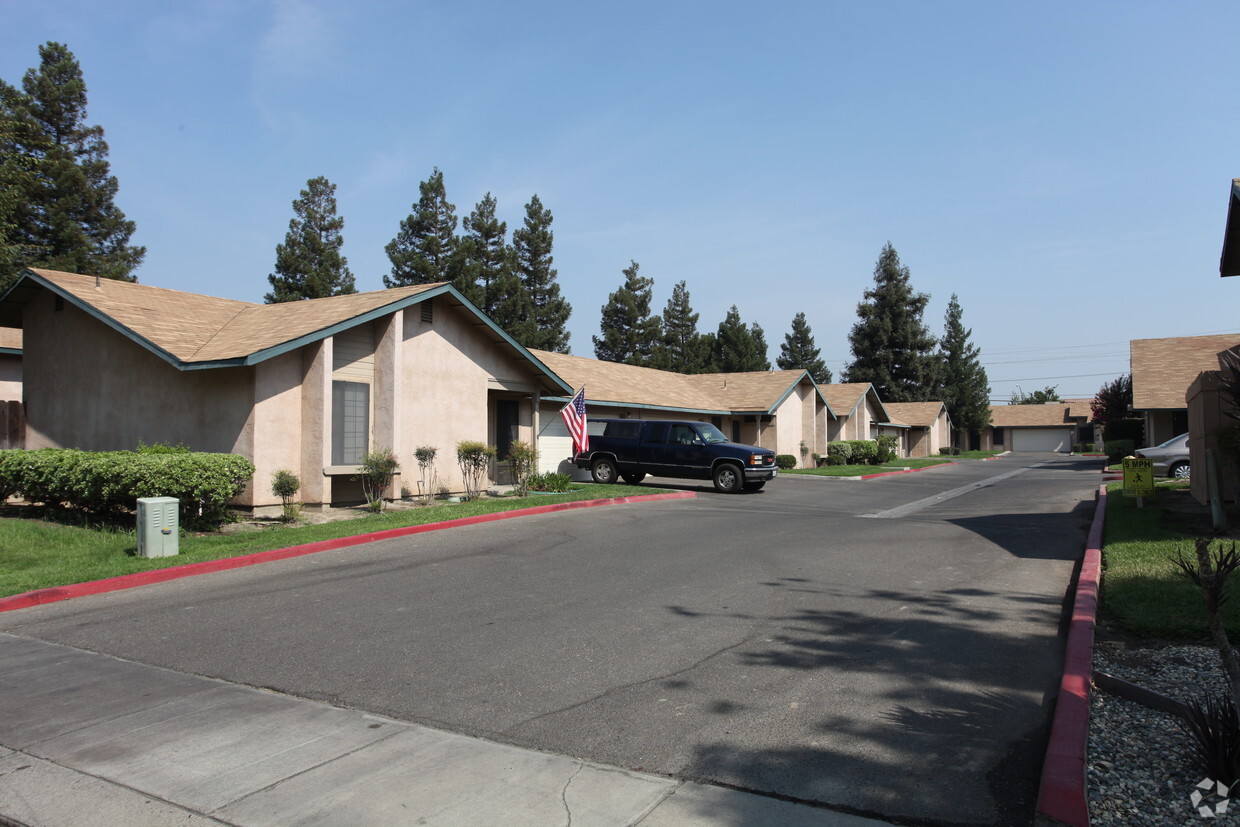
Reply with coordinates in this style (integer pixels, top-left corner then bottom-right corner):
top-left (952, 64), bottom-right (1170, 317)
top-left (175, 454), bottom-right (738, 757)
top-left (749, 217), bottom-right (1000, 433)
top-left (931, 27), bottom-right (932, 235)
top-left (785, 458), bottom-right (954, 477)
top-left (0, 483), bottom-right (668, 599)
top-left (1101, 481), bottom-right (1240, 639)
top-left (951, 450), bottom-right (1003, 460)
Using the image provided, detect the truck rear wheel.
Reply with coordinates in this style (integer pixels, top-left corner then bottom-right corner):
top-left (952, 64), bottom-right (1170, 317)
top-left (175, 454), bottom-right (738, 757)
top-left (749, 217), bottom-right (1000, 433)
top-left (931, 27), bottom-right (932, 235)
top-left (621, 472), bottom-right (646, 485)
top-left (591, 457), bottom-right (618, 484)
top-left (712, 463), bottom-right (742, 493)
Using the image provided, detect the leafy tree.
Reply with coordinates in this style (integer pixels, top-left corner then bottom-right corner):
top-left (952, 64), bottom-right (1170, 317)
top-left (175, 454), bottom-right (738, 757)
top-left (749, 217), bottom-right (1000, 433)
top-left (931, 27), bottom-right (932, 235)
top-left (0, 42), bottom-right (144, 290)
top-left (776, 312), bottom-right (831, 383)
top-left (936, 294), bottom-right (991, 434)
top-left (844, 242), bottom-right (937, 401)
top-left (264, 176), bottom-right (355, 303)
top-left (1090, 374), bottom-right (1132, 424)
top-left (384, 167), bottom-right (459, 287)
top-left (1010, 386), bottom-right (1061, 405)
top-left (594, 260), bottom-right (662, 365)
top-left (511, 194), bottom-right (571, 353)
top-left (713, 305), bottom-right (771, 372)
top-left (653, 280), bottom-right (709, 373)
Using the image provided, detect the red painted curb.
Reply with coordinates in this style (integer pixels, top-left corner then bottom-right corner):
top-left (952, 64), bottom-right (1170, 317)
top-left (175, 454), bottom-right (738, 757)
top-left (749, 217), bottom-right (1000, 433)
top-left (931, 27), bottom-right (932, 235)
top-left (857, 462), bottom-right (958, 480)
top-left (1036, 484), bottom-right (1105, 827)
top-left (0, 492), bottom-right (697, 614)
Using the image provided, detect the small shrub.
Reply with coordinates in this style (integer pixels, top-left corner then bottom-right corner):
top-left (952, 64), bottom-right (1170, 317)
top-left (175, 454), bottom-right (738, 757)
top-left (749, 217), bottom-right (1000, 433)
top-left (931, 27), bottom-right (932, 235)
top-left (876, 435), bottom-right (899, 464)
top-left (136, 440), bottom-right (191, 454)
top-left (939, 446), bottom-right (961, 456)
top-left (270, 469), bottom-right (301, 522)
top-left (775, 454), bottom-right (797, 470)
top-left (826, 442), bottom-right (853, 466)
top-left (357, 446), bottom-right (399, 512)
top-left (1104, 439), bottom-right (1136, 461)
top-left (507, 441), bottom-right (538, 496)
top-left (811, 452), bottom-right (823, 467)
top-left (1103, 417), bottom-right (1145, 448)
top-left (414, 445), bottom-right (438, 506)
top-left (847, 440), bottom-right (879, 465)
top-left (1180, 693), bottom-right (1240, 787)
top-left (1072, 442), bottom-right (1096, 454)
top-left (456, 440), bottom-right (496, 501)
top-left (528, 472), bottom-right (572, 492)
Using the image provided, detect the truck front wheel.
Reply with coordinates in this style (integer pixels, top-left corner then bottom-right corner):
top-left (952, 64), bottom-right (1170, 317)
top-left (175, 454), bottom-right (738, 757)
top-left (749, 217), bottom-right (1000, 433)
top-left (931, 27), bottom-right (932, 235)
top-left (712, 463), bottom-right (743, 493)
top-left (591, 457), bottom-right (618, 484)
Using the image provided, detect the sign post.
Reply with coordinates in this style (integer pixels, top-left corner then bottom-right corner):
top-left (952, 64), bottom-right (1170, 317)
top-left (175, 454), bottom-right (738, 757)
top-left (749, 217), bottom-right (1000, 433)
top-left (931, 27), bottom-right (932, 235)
top-left (1122, 456), bottom-right (1155, 507)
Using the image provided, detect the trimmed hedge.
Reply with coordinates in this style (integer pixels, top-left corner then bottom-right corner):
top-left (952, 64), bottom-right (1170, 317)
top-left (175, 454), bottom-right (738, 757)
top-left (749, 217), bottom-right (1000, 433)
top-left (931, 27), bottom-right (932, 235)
top-left (775, 454), bottom-right (798, 470)
top-left (1103, 440), bottom-right (1136, 462)
top-left (876, 435), bottom-right (898, 464)
top-left (0, 448), bottom-right (255, 526)
top-left (827, 440), bottom-right (883, 465)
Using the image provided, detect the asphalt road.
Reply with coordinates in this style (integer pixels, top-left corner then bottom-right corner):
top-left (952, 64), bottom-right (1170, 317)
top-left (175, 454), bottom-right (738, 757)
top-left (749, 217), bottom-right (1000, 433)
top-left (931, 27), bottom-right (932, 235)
top-left (0, 454), bottom-right (1103, 825)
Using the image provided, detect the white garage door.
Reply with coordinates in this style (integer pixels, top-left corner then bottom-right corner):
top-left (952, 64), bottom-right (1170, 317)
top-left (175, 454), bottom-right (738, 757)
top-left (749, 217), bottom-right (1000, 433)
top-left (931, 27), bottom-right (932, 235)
top-left (1010, 429), bottom-right (1072, 452)
top-left (536, 411), bottom-right (593, 480)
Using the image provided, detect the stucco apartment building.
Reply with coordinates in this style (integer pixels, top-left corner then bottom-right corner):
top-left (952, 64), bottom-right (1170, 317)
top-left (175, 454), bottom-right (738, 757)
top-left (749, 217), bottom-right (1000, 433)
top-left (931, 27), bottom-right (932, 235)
top-left (1131, 333), bottom-right (1240, 446)
top-left (1, 269), bottom-right (573, 510)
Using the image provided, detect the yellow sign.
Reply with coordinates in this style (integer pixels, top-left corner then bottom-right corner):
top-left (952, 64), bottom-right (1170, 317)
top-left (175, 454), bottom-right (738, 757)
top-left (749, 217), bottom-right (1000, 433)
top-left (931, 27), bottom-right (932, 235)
top-left (1122, 456), bottom-right (1155, 498)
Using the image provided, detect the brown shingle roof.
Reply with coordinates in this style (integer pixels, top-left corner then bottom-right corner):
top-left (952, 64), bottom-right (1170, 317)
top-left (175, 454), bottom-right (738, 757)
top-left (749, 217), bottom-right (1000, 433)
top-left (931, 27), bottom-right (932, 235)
top-left (1131, 333), bottom-right (1240, 410)
top-left (26, 269), bottom-right (439, 364)
top-left (988, 403), bottom-right (1076, 427)
top-left (883, 401), bottom-right (945, 428)
top-left (529, 350), bottom-right (823, 414)
top-left (0, 327), bottom-right (20, 351)
top-left (820, 383), bottom-right (871, 417)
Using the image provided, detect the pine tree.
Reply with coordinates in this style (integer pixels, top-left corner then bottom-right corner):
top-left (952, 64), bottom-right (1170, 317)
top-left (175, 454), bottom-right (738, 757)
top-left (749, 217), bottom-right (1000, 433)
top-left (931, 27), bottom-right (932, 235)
top-left (713, 305), bottom-right (771, 372)
top-left (593, 260), bottom-right (662, 365)
top-left (937, 294), bottom-right (990, 434)
top-left (511, 194), bottom-right (571, 353)
top-left (458, 193), bottom-right (510, 314)
top-left (384, 167), bottom-right (458, 288)
top-left (264, 176), bottom-right (356, 303)
top-left (653, 280), bottom-right (709, 373)
top-left (844, 242), bottom-right (937, 401)
top-left (0, 42), bottom-right (144, 290)
top-left (776, 312), bottom-right (831, 383)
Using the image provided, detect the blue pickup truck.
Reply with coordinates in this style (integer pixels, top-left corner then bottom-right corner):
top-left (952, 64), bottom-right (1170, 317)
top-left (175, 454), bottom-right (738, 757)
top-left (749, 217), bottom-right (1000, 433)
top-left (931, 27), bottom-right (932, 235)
top-left (575, 419), bottom-right (777, 493)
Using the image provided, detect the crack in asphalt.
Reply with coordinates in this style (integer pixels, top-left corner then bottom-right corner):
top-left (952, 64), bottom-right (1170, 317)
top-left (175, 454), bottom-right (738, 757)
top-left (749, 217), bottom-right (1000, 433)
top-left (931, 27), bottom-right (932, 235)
top-left (559, 764), bottom-right (583, 827)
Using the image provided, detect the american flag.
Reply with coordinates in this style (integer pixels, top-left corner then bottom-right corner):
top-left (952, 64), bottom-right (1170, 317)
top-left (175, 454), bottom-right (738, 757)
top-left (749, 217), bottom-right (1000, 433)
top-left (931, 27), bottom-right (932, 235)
top-left (560, 386), bottom-right (588, 456)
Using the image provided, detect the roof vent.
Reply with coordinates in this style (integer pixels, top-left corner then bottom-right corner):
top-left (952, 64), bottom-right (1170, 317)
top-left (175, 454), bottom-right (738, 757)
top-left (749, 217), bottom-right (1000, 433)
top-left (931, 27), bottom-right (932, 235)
top-left (421, 300), bottom-right (433, 323)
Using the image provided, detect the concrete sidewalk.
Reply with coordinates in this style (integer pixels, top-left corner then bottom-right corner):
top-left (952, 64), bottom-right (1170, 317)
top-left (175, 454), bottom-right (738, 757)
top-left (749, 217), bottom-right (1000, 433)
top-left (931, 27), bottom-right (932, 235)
top-left (0, 634), bottom-right (886, 826)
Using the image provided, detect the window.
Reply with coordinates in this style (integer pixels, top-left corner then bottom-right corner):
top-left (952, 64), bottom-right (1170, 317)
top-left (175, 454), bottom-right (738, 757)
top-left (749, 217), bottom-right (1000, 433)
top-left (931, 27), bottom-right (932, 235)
top-left (332, 381), bottom-right (369, 465)
top-left (993, 427), bottom-right (1005, 446)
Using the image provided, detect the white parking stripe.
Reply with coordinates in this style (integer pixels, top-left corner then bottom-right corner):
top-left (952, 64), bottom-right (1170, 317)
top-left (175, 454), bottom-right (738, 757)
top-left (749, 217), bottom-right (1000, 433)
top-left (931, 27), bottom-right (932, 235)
top-left (859, 463), bottom-right (1043, 519)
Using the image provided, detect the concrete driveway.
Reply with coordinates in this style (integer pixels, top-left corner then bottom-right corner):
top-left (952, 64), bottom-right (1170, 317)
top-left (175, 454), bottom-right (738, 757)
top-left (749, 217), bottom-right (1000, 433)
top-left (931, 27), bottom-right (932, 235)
top-left (0, 454), bottom-right (1101, 825)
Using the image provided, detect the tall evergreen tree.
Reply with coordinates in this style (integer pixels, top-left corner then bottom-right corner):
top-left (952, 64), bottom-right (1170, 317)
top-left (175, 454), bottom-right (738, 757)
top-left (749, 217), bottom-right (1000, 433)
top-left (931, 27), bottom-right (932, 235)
top-left (0, 42), bottom-right (144, 290)
top-left (594, 260), bottom-right (662, 366)
top-left (776, 312), bottom-right (831, 383)
top-left (713, 305), bottom-right (771, 372)
top-left (936, 294), bottom-right (990, 435)
top-left (653, 280), bottom-right (709, 373)
top-left (844, 242), bottom-right (937, 401)
top-left (511, 194), bottom-right (571, 353)
top-left (384, 167), bottom-right (458, 287)
top-left (458, 192), bottom-right (509, 313)
top-left (264, 176), bottom-right (355, 303)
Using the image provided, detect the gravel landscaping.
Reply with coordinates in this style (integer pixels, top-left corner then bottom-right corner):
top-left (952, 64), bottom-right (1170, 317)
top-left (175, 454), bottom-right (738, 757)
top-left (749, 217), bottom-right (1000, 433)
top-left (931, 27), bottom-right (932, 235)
top-left (1090, 641), bottom-right (1238, 825)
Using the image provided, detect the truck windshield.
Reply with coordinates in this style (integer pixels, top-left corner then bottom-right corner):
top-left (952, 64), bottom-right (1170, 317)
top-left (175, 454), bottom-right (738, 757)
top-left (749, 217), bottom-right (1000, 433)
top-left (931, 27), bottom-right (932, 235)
top-left (696, 424), bottom-right (730, 444)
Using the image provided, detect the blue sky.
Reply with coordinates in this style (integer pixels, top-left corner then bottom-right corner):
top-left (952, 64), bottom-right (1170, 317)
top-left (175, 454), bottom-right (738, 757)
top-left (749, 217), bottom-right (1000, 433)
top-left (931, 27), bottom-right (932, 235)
top-left (4, 1), bottom-right (1239, 402)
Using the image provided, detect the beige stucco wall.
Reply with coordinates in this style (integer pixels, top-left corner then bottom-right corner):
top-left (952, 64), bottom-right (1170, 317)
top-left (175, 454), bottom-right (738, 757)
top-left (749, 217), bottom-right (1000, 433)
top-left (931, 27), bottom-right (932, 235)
top-left (1142, 411), bottom-right (1179, 447)
top-left (397, 304), bottom-right (538, 493)
top-left (1186, 371), bottom-right (1235, 505)
top-left (23, 294), bottom-right (255, 461)
top-left (0, 353), bottom-right (21, 401)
